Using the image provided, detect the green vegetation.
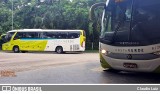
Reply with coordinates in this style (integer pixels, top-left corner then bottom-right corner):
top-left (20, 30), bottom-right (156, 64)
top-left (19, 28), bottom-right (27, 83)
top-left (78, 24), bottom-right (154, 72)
top-left (0, 0), bottom-right (105, 50)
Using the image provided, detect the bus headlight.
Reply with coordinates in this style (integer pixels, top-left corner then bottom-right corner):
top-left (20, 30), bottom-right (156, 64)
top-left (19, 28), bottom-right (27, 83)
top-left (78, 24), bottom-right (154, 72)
top-left (101, 49), bottom-right (107, 54)
top-left (101, 49), bottom-right (111, 56)
top-left (153, 51), bottom-right (160, 56)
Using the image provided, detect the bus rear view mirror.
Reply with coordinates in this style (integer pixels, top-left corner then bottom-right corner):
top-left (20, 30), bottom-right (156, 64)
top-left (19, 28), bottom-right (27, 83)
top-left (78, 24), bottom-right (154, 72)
top-left (1, 36), bottom-right (5, 40)
top-left (89, 2), bottom-right (105, 21)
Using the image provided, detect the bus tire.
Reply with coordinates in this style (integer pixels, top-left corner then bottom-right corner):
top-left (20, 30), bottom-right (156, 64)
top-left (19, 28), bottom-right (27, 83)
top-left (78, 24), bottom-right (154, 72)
top-left (56, 46), bottom-right (63, 54)
top-left (13, 46), bottom-right (20, 53)
top-left (21, 51), bottom-right (27, 53)
top-left (104, 68), bottom-right (121, 73)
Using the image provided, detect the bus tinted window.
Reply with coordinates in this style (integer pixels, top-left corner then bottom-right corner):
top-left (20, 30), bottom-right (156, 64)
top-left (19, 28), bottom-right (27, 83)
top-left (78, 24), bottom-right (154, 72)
top-left (100, 0), bottom-right (160, 46)
top-left (5, 32), bottom-right (15, 42)
top-left (43, 32), bottom-right (58, 39)
top-left (14, 32), bottom-right (24, 39)
top-left (68, 32), bottom-right (80, 39)
top-left (15, 32), bottom-right (40, 39)
top-left (25, 32), bottom-right (39, 38)
top-left (42, 32), bottom-right (80, 39)
top-left (132, 0), bottom-right (160, 43)
top-left (57, 32), bottom-right (68, 39)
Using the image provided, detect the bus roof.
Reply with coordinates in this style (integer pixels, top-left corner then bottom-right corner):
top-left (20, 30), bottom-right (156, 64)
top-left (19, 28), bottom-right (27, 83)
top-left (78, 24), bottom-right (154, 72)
top-left (8, 29), bottom-right (84, 32)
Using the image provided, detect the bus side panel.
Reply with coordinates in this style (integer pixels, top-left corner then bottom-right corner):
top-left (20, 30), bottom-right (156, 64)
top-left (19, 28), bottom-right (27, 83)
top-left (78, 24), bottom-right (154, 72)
top-left (2, 42), bottom-right (14, 51)
top-left (44, 39), bottom-right (74, 51)
top-left (18, 39), bottom-right (48, 51)
top-left (10, 39), bottom-right (48, 51)
top-left (44, 39), bottom-right (83, 52)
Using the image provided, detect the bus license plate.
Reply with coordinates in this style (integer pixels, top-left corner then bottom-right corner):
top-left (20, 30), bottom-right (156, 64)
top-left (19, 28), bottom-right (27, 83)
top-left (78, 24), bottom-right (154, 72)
top-left (123, 63), bottom-right (138, 68)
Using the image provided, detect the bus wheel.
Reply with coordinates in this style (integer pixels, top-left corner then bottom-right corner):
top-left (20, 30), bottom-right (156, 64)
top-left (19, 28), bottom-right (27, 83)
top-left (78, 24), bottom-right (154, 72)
top-left (13, 46), bottom-right (20, 53)
top-left (21, 51), bottom-right (27, 53)
top-left (104, 68), bottom-right (121, 73)
top-left (56, 46), bottom-right (63, 54)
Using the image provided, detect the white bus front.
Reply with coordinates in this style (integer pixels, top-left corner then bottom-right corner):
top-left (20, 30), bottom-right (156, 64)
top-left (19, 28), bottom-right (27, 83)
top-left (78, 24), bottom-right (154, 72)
top-left (91, 0), bottom-right (160, 73)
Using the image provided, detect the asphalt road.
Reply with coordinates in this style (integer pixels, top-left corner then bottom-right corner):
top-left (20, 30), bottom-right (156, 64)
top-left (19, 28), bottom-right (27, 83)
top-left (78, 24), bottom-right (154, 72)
top-left (0, 51), bottom-right (160, 84)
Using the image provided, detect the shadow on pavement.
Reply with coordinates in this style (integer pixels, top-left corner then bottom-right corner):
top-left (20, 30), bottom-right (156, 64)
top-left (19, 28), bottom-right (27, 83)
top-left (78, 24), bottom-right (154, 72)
top-left (101, 70), bottom-right (160, 84)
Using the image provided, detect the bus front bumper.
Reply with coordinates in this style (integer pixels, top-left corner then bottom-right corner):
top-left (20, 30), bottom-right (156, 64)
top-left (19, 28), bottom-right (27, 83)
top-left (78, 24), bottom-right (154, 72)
top-left (100, 54), bottom-right (160, 73)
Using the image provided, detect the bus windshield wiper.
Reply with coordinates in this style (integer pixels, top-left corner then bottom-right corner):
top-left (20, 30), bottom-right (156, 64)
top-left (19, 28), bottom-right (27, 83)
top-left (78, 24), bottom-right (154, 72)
top-left (110, 17), bottom-right (125, 44)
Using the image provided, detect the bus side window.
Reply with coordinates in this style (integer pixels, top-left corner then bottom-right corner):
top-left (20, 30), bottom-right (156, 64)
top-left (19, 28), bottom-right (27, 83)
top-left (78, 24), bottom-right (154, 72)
top-left (51, 32), bottom-right (58, 39)
top-left (26, 33), bottom-right (32, 38)
top-left (42, 32), bottom-right (58, 39)
top-left (77, 33), bottom-right (80, 38)
top-left (40, 32), bottom-right (44, 38)
top-left (59, 33), bottom-right (67, 39)
top-left (21, 32), bottom-right (28, 39)
top-left (57, 33), bottom-right (62, 39)
top-left (68, 32), bottom-right (80, 39)
top-left (68, 33), bottom-right (74, 39)
top-left (14, 32), bottom-right (23, 40)
top-left (42, 32), bottom-right (48, 38)
top-left (26, 32), bottom-right (39, 38)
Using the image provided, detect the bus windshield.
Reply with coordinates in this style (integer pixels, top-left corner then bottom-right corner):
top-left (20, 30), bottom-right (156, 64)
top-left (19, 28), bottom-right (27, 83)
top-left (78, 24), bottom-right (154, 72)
top-left (4, 32), bottom-right (15, 43)
top-left (101, 0), bottom-right (160, 46)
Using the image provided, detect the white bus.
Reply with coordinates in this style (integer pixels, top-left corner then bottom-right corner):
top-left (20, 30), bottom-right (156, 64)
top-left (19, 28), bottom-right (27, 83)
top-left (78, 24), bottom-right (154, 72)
top-left (90, 0), bottom-right (160, 73)
top-left (2, 29), bottom-right (86, 53)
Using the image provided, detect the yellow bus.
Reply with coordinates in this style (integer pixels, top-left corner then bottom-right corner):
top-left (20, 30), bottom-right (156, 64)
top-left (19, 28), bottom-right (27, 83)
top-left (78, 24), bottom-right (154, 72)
top-left (2, 29), bottom-right (86, 53)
